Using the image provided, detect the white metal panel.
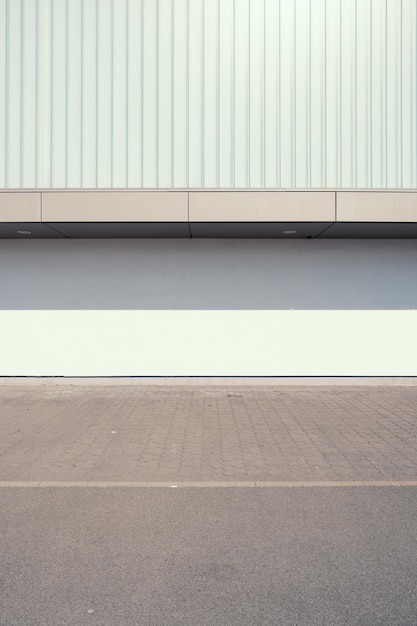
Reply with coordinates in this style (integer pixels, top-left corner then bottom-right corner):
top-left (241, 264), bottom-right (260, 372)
top-left (172, 0), bottom-right (188, 187)
top-left (0, 1), bottom-right (5, 188)
top-left (1, 0), bottom-right (416, 189)
top-left (67, 0), bottom-right (82, 187)
top-left (97, 0), bottom-right (112, 187)
top-left (21, 0), bottom-right (37, 188)
top-left (5, 0), bottom-right (22, 188)
top-left (51, 0), bottom-right (67, 187)
top-left (81, 0), bottom-right (99, 188)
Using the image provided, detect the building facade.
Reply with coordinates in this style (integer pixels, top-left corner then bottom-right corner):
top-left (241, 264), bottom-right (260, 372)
top-left (1, 0), bottom-right (416, 376)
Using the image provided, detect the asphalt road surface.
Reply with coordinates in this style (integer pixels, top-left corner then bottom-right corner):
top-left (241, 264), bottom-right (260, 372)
top-left (1, 486), bottom-right (417, 626)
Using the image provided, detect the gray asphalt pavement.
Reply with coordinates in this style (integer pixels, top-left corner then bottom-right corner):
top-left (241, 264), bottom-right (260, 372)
top-left (1, 486), bottom-right (417, 626)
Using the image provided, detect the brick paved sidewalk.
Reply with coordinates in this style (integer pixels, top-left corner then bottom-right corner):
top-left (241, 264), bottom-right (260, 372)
top-left (0, 385), bottom-right (416, 482)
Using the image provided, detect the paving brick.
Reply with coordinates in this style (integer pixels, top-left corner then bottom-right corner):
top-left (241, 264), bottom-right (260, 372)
top-left (0, 385), bottom-right (417, 482)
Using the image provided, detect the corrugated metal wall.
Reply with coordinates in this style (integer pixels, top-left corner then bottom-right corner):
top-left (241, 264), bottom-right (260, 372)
top-left (0, 0), bottom-right (416, 189)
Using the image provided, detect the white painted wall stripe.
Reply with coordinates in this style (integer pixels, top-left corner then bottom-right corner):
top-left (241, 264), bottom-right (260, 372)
top-left (1, 310), bottom-right (416, 376)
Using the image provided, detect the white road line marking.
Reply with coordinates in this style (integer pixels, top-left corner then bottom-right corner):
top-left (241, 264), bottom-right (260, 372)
top-left (0, 480), bottom-right (417, 488)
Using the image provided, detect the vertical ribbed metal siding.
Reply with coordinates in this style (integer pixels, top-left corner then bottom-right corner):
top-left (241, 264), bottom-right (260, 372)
top-left (0, 0), bottom-right (416, 188)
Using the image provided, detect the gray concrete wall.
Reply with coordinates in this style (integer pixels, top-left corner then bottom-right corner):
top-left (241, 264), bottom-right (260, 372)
top-left (0, 239), bottom-right (416, 375)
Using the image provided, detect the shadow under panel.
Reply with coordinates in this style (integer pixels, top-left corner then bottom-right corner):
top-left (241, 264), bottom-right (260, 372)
top-left (189, 222), bottom-right (332, 238)
top-left (319, 223), bottom-right (417, 238)
top-left (45, 222), bottom-right (191, 238)
top-left (0, 223), bottom-right (65, 238)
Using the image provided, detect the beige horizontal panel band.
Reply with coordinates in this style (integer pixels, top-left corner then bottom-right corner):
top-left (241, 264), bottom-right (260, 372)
top-left (337, 192), bottom-right (417, 222)
top-left (42, 191), bottom-right (188, 222)
top-left (0, 192), bottom-right (41, 222)
top-left (189, 191), bottom-right (335, 222)
top-left (2, 190), bottom-right (417, 225)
